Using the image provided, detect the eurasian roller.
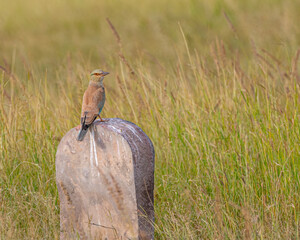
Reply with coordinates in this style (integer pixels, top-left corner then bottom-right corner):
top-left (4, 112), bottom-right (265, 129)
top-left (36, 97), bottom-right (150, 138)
top-left (76, 69), bottom-right (109, 141)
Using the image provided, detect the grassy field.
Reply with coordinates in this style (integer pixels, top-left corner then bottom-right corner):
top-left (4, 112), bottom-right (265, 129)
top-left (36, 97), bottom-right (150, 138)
top-left (0, 0), bottom-right (299, 239)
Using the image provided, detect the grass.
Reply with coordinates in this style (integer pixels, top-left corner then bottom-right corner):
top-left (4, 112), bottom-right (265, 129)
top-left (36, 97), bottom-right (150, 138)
top-left (0, 0), bottom-right (299, 239)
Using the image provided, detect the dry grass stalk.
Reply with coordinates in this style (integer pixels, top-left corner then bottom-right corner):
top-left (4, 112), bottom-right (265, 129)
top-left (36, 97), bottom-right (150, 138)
top-left (106, 18), bottom-right (135, 75)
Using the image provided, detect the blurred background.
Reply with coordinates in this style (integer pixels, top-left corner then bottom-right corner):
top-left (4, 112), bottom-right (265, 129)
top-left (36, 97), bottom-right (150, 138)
top-left (0, 0), bottom-right (299, 239)
top-left (1, 0), bottom-right (299, 70)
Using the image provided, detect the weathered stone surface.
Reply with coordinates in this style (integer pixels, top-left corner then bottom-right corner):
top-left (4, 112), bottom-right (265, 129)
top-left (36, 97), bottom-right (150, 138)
top-left (56, 118), bottom-right (155, 239)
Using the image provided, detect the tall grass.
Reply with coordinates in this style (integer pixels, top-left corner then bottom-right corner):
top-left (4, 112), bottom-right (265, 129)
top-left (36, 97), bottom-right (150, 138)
top-left (0, 0), bottom-right (299, 239)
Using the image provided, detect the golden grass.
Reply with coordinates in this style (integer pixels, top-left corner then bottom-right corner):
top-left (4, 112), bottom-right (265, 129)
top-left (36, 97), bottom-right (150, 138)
top-left (0, 0), bottom-right (299, 239)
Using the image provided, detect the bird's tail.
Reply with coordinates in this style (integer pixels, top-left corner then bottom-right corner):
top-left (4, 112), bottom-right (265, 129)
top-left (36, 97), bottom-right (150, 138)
top-left (77, 115), bottom-right (90, 141)
top-left (77, 127), bottom-right (89, 141)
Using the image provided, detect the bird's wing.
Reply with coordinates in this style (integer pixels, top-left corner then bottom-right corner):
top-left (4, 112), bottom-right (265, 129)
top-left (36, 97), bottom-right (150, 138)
top-left (81, 86), bottom-right (101, 125)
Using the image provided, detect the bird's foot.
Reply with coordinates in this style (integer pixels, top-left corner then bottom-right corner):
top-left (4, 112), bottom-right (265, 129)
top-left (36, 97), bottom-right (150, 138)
top-left (98, 115), bottom-right (108, 122)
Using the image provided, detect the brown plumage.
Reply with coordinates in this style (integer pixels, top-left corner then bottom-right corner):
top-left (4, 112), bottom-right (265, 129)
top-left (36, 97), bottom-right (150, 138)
top-left (81, 84), bottom-right (105, 125)
top-left (77, 69), bottom-right (109, 141)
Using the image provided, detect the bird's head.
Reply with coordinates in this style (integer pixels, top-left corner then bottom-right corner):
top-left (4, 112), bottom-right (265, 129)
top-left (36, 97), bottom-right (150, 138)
top-left (90, 69), bottom-right (109, 85)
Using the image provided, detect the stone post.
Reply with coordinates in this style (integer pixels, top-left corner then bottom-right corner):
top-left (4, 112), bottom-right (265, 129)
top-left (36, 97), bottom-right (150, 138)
top-left (56, 118), bottom-right (155, 239)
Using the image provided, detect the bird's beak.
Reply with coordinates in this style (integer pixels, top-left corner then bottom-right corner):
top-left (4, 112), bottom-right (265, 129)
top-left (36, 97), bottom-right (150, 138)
top-left (102, 72), bottom-right (109, 76)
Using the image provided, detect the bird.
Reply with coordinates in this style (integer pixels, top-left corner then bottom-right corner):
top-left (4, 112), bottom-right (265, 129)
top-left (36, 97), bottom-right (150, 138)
top-left (76, 69), bottom-right (109, 141)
